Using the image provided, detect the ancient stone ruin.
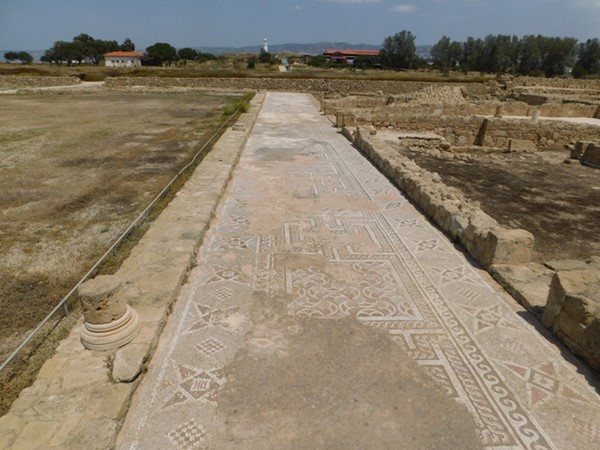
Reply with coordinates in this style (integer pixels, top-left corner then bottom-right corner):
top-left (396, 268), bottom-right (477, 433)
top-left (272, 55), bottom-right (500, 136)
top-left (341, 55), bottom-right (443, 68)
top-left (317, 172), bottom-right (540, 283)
top-left (327, 80), bottom-right (600, 370)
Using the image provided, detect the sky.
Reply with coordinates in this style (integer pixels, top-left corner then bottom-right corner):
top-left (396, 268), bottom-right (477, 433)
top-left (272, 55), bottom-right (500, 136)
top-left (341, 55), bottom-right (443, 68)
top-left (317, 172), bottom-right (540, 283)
top-left (1, 0), bottom-right (600, 51)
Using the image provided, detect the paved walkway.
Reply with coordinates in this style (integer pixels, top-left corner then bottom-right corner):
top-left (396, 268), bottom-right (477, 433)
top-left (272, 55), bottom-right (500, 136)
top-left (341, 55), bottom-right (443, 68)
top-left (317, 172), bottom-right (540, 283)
top-left (117, 93), bottom-right (600, 449)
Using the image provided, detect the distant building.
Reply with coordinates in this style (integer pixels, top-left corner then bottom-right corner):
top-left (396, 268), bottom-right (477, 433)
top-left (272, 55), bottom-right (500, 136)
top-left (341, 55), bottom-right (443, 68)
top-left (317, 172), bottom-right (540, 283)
top-left (263, 38), bottom-right (269, 53)
top-left (323, 49), bottom-right (380, 64)
top-left (104, 51), bottom-right (145, 67)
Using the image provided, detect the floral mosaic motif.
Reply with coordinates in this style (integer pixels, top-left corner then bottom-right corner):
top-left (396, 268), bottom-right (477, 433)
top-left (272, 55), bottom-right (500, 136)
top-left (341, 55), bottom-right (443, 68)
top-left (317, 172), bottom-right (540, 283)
top-left (286, 264), bottom-right (416, 321)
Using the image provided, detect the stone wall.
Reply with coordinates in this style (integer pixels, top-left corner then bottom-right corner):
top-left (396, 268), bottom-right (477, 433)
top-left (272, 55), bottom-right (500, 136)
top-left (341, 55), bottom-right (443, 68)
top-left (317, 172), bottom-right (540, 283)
top-left (514, 77), bottom-right (600, 90)
top-left (349, 126), bottom-right (534, 268)
top-left (350, 113), bottom-right (599, 148)
top-left (541, 262), bottom-right (600, 370)
top-left (105, 76), bottom-right (437, 95)
top-left (328, 99), bottom-right (598, 124)
top-left (0, 76), bottom-right (81, 88)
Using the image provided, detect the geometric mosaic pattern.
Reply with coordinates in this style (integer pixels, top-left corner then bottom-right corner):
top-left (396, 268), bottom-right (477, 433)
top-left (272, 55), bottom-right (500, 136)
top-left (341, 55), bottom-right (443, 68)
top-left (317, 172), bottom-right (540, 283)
top-left (167, 419), bottom-right (206, 450)
top-left (117, 93), bottom-right (600, 450)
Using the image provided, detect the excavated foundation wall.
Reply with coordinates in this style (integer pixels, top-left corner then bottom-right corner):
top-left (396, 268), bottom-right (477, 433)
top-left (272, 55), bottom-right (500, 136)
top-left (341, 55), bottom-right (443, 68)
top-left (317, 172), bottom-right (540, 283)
top-left (105, 76), bottom-right (436, 94)
top-left (345, 113), bottom-right (600, 148)
top-left (329, 100), bottom-right (598, 120)
top-left (0, 76), bottom-right (81, 88)
top-left (513, 77), bottom-right (600, 89)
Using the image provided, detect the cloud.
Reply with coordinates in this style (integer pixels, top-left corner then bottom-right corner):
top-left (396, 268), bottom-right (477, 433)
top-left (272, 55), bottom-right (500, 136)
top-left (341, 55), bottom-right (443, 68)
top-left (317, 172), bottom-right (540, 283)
top-left (290, 4), bottom-right (302, 11)
top-left (391, 4), bottom-right (417, 13)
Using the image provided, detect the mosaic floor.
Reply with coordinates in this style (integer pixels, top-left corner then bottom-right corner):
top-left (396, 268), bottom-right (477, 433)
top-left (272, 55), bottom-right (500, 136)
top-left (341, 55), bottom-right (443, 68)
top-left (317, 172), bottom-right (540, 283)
top-left (117, 93), bottom-right (600, 450)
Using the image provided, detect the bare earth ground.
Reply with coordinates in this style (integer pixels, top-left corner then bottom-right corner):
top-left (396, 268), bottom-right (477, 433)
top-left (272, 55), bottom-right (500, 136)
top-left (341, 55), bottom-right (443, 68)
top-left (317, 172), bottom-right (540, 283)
top-left (0, 91), bottom-right (239, 360)
top-left (388, 145), bottom-right (600, 262)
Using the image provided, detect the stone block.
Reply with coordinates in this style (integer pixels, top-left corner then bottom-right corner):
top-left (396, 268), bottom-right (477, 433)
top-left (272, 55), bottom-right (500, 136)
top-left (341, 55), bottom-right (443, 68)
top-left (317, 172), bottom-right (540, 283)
top-left (507, 139), bottom-right (537, 152)
top-left (112, 343), bottom-right (150, 383)
top-left (581, 143), bottom-right (600, 168)
top-left (542, 270), bottom-right (600, 370)
top-left (491, 263), bottom-right (554, 317)
top-left (449, 215), bottom-right (469, 240)
top-left (486, 228), bottom-right (534, 266)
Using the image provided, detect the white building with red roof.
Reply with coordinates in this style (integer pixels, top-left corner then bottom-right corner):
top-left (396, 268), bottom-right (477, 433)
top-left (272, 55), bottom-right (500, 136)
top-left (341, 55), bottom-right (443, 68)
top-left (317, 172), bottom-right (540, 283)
top-left (104, 51), bottom-right (145, 67)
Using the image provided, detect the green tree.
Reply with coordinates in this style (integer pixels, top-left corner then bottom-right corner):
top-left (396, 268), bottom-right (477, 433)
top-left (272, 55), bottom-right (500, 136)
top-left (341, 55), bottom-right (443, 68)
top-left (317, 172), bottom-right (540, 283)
top-left (258, 49), bottom-right (273, 64)
top-left (177, 47), bottom-right (198, 64)
top-left (575, 38), bottom-right (600, 76)
top-left (247, 55), bottom-right (258, 69)
top-left (4, 51), bottom-right (19, 62)
top-left (197, 52), bottom-right (216, 63)
top-left (120, 38), bottom-right (135, 51)
top-left (540, 37), bottom-right (578, 77)
top-left (518, 35), bottom-right (543, 75)
top-left (72, 33), bottom-right (119, 64)
top-left (431, 36), bottom-right (462, 70)
top-left (307, 55), bottom-right (327, 67)
top-left (353, 55), bottom-right (379, 69)
top-left (380, 30), bottom-right (418, 70)
top-left (479, 35), bottom-right (519, 74)
top-left (43, 40), bottom-right (80, 65)
top-left (146, 42), bottom-right (178, 66)
top-left (17, 51), bottom-right (33, 64)
top-left (460, 37), bottom-right (484, 72)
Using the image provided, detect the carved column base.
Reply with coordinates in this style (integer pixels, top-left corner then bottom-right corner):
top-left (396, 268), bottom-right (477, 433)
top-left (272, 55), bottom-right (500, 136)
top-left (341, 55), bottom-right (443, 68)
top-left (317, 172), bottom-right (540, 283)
top-left (80, 305), bottom-right (141, 351)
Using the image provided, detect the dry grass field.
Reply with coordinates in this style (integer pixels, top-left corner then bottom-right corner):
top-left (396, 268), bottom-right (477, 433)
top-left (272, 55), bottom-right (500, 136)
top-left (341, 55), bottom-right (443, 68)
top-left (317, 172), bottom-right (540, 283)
top-left (0, 90), bottom-right (241, 364)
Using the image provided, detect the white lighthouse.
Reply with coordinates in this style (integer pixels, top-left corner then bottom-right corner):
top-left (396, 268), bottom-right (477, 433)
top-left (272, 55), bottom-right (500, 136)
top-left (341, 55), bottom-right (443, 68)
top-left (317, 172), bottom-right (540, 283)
top-left (262, 38), bottom-right (269, 53)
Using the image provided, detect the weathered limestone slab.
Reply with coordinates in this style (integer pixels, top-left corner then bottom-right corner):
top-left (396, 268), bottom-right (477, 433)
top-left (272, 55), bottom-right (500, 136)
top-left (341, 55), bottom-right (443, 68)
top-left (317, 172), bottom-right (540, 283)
top-left (112, 343), bottom-right (149, 383)
top-left (507, 138), bottom-right (537, 152)
top-left (491, 263), bottom-right (554, 317)
top-left (545, 257), bottom-right (600, 272)
top-left (542, 269), bottom-right (600, 370)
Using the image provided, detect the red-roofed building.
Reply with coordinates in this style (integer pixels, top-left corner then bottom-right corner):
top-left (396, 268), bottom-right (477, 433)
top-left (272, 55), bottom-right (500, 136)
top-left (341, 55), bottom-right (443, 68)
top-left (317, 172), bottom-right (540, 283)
top-left (323, 49), bottom-right (380, 64)
top-left (104, 51), bottom-right (145, 67)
